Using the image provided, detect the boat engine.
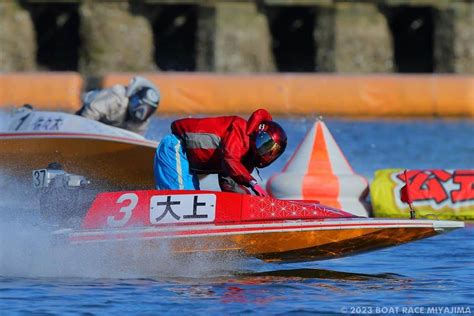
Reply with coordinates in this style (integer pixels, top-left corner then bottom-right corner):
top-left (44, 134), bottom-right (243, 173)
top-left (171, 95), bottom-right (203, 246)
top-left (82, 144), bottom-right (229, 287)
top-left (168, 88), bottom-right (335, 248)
top-left (33, 162), bottom-right (97, 227)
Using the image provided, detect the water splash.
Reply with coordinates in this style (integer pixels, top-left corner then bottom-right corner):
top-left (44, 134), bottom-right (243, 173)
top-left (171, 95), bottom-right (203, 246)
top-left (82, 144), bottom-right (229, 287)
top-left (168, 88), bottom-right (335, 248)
top-left (0, 209), bottom-right (248, 279)
top-left (0, 175), bottom-right (245, 279)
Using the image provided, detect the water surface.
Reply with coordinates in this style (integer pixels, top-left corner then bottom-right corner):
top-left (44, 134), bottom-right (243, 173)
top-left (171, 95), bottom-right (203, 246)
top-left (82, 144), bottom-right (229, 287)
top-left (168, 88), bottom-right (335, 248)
top-left (1, 117), bottom-right (473, 314)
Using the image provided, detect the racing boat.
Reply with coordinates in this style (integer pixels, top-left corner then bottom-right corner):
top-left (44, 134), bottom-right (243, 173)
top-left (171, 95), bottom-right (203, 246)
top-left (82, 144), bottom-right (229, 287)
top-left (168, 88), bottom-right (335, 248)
top-left (41, 167), bottom-right (464, 263)
top-left (0, 107), bottom-right (158, 189)
top-left (10, 108), bottom-right (463, 263)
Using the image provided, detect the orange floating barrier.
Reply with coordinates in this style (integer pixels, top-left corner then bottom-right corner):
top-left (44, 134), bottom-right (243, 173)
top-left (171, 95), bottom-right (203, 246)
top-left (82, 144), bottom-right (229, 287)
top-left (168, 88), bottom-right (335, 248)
top-left (103, 73), bottom-right (474, 116)
top-left (0, 72), bottom-right (83, 110)
top-left (1, 72), bottom-right (472, 117)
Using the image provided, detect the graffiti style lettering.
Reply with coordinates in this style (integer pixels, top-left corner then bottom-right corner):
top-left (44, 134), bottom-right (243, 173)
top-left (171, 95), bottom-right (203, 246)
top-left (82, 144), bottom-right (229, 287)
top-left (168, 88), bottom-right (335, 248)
top-left (397, 170), bottom-right (451, 203)
top-left (451, 170), bottom-right (474, 203)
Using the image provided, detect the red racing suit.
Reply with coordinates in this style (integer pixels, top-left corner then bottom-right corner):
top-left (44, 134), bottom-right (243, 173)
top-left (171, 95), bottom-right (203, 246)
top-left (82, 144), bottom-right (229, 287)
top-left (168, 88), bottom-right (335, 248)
top-left (171, 109), bottom-right (272, 192)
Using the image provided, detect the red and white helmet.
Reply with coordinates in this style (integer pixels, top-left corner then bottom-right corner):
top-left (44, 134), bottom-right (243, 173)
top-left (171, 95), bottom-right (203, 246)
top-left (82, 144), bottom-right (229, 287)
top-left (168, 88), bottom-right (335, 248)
top-left (250, 121), bottom-right (287, 168)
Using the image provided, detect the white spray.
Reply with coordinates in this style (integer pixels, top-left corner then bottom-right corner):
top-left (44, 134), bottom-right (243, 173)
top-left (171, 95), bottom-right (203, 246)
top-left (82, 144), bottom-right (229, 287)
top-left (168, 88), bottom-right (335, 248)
top-left (0, 176), bottom-right (246, 279)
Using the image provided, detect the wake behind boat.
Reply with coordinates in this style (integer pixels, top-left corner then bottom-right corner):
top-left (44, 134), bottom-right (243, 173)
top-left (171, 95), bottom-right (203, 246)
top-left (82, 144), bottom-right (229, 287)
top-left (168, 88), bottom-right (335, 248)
top-left (0, 107), bottom-right (158, 189)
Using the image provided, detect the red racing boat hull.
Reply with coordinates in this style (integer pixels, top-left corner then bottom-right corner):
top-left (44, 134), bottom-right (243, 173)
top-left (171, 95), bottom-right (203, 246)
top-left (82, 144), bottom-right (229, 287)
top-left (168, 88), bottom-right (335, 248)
top-left (53, 190), bottom-right (464, 263)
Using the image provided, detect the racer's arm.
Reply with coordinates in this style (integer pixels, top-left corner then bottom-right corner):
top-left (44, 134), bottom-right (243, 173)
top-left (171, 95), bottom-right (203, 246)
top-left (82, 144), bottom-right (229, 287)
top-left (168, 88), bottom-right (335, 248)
top-left (221, 124), bottom-right (255, 187)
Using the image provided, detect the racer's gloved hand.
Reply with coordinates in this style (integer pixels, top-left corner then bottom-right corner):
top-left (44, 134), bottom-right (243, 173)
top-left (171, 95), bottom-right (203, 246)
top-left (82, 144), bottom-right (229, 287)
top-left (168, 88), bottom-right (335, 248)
top-left (250, 180), bottom-right (267, 197)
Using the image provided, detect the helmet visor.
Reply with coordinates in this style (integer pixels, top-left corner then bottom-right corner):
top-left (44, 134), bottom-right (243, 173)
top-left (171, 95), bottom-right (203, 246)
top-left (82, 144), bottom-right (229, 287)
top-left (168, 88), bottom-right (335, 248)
top-left (129, 95), bottom-right (156, 121)
top-left (254, 131), bottom-right (284, 167)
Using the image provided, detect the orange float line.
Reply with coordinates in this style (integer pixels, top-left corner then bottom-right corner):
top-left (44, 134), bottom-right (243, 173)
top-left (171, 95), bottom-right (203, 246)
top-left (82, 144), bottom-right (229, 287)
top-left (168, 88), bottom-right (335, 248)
top-left (1, 72), bottom-right (472, 117)
top-left (103, 73), bottom-right (474, 117)
top-left (0, 72), bottom-right (83, 111)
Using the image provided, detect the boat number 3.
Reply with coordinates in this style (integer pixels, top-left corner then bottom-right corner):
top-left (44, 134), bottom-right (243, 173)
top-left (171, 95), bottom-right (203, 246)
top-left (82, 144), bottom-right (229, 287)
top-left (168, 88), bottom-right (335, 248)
top-left (107, 193), bottom-right (139, 227)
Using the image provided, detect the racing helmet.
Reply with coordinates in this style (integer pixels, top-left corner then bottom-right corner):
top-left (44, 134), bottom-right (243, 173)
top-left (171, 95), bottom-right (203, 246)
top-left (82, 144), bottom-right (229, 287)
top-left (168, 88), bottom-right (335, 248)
top-left (128, 87), bottom-right (160, 122)
top-left (250, 121), bottom-right (287, 168)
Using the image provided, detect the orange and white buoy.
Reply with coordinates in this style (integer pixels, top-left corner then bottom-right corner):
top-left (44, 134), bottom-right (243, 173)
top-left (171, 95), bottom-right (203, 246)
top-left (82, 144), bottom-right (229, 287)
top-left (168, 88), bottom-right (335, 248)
top-left (267, 119), bottom-right (370, 216)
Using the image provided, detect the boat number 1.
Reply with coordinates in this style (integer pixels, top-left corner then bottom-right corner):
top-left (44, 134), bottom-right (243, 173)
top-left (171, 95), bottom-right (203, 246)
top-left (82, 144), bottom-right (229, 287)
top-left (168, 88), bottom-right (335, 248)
top-left (107, 193), bottom-right (138, 227)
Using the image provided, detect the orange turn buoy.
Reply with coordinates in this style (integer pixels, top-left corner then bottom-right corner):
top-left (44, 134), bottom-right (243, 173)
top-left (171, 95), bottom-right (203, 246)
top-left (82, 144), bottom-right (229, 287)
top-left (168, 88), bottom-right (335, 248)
top-left (267, 119), bottom-right (370, 216)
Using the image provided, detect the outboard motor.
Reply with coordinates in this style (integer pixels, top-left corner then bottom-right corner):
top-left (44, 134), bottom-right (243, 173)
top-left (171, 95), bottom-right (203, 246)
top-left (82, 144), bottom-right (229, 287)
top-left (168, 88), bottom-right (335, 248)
top-left (33, 163), bottom-right (97, 227)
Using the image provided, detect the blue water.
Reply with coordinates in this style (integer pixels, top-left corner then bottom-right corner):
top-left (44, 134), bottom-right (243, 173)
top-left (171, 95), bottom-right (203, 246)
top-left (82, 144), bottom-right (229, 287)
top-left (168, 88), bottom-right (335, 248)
top-left (1, 117), bottom-right (473, 314)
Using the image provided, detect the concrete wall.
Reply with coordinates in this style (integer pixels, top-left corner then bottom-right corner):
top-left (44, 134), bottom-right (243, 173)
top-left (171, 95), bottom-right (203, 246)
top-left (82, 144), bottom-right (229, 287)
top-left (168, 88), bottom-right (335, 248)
top-left (0, 2), bottom-right (36, 71)
top-left (79, 1), bottom-right (155, 75)
top-left (0, 0), bottom-right (472, 74)
top-left (434, 2), bottom-right (474, 73)
top-left (197, 2), bottom-right (275, 72)
top-left (315, 3), bottom-right (393, 72)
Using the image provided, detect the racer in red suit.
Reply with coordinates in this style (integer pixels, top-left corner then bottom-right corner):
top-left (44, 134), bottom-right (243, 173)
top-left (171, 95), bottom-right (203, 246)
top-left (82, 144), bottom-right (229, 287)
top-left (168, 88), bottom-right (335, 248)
top-left (153, 109), bottom-right (287, 196)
